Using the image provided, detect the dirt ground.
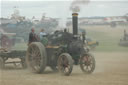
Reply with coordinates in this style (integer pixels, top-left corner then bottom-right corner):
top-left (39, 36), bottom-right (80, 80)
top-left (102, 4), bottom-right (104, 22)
top-left (0, 52), bottom-right (128, 85)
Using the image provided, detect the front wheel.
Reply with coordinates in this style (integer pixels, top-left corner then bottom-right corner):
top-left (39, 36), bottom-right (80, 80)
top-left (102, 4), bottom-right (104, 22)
top-left (58, 53), bottom-right (73, 76)
top-left (80, 53), bottom-right (95, 74)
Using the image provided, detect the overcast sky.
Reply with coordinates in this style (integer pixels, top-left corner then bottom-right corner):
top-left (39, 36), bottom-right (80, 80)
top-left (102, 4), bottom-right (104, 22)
top-left (0, 0), bottom-right (128, 19)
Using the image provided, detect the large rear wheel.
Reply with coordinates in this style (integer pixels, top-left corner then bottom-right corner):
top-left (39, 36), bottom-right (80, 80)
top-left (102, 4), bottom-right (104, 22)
top-left (26, 42), bottom-right (47, 73)
top-left (58, 53), bottom-right (73, 76)
top-left (80, 53), bottom-right (95, 74)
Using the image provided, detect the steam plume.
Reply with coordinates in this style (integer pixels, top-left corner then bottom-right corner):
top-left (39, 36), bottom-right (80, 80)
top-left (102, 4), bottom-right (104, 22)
top-left (70, 0), bottom-right (90, 13)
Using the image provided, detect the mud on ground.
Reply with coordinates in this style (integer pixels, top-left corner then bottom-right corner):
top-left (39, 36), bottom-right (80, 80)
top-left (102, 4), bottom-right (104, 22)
top-left (0, 52), bottom-right (128, 85)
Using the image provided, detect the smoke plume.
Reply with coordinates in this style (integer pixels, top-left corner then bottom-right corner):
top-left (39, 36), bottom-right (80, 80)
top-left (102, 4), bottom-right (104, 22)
top-left (70, 0), bottom-right (90, 13)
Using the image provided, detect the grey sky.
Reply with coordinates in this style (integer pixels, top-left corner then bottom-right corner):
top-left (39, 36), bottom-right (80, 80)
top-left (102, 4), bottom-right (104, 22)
top-left (1, 0), bottom-right (128, 18)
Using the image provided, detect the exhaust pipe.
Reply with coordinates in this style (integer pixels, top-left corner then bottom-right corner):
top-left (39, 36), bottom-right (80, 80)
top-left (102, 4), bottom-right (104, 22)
top-left (72, 13), bottom-right (78, 37)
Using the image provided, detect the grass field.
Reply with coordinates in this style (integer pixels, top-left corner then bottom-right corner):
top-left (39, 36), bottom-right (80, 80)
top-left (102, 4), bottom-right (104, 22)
top-left (12, 25), bottom-right (128, 52)
top-left (1, 25), bottom-right (128, 85)
top-left (81, 25), bottom-right (128, 52)
top-left (12, 43), bottom-right (27, 51)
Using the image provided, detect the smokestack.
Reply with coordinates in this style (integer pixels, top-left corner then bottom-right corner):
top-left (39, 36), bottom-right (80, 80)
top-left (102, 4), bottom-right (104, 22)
top-left (72, 13), bottom-right (78, 36)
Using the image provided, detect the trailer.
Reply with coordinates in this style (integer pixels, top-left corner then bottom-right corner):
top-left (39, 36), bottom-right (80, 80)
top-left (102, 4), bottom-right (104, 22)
top-left (0, 49), bottom-right (26, 69)
top-left (0, 32), bottom-right (26, 69)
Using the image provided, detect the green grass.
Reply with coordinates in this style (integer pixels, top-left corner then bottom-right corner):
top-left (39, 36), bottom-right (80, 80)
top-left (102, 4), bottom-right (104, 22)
top-left (95, 41), bottom-right (128, 52)
top-left (12, 26), bottom-right (128, 52)
top-left (84, 26), bottom-right (128, 52)
top-left (12, 43), bottom-right (28, 51)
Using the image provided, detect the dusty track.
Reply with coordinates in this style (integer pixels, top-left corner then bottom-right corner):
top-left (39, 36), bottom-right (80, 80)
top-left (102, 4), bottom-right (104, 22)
top-left (0, 52), bottom-right (128, 85)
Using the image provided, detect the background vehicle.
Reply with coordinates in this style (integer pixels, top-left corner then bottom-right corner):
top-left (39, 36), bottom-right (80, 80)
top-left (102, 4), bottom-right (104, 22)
top-left (119, 29), bottom-right (128, 47)
top-left (86, 37), bottom-right (99, 49)
top-left (0, 32), bottom-right (26, 69)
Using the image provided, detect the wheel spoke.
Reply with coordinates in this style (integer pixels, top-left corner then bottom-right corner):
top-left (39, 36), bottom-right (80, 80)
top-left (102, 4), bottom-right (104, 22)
top-left (88, 65), bottom-right (92, 71)
top-left (29, 52), bottom-right (32, 57)
top-left (84, 65), bottom-right (88, 71)
top-left (28, 45), bottom-right (41, 70)
top-left (64, 66), bottom-right (70, 73)
top-left (36, 51), bottom-right (41, 58)
top-left (31, 45), bottom-right (35, 52)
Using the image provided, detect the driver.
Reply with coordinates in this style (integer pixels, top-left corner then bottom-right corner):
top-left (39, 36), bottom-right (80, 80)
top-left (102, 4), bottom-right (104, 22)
top-left (28, 28), bottom-right (39, 45)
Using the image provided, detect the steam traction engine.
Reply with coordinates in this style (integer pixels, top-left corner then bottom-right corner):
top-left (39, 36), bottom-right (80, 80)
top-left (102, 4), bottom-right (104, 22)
top-left (26, 13), bottom-right (95, 76)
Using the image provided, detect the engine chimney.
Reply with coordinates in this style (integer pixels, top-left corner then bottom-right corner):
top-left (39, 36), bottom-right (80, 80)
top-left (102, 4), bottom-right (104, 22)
top-left (72, 13), bottom-right (78, 37)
